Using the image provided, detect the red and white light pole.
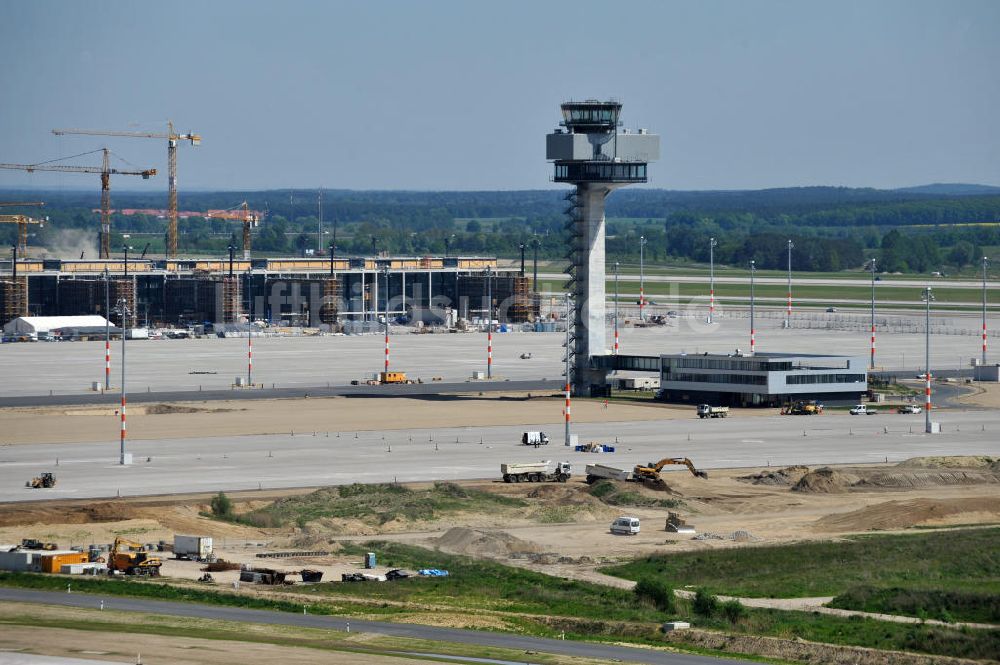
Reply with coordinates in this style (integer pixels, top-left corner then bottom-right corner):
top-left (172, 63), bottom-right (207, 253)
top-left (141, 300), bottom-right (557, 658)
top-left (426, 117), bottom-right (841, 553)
top-left (103, 269), bottom-right (111, 390)
top-left (786, 239), bottom-right (793, 327)
top-left (638, 235), bottom-right (647, 321)
top-left (869, 258), bottom-right (877, 369)
top-left (486, 267), bottom-right (493, 379)
top-left (383, 267), bottom-right (390, 374)
top-left (563, 293), bottom-right (572, 446)
top-left (983, 256), bottom-right (989, 368)
top-left (708, 237), bottom-right (717, 323)
top-left (247, 271), bottom-right (253, 387)
top-left (613, 262), bottom-right (620, 356)
top-left (923, 287), bottom-right (934, 433)
top-left (749, 259), bottom-right (756, 354)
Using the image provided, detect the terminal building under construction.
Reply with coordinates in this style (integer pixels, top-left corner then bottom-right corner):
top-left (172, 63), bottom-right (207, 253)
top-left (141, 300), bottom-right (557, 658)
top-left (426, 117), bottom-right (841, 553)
top-left (1, 256), bottom-right (536, 329)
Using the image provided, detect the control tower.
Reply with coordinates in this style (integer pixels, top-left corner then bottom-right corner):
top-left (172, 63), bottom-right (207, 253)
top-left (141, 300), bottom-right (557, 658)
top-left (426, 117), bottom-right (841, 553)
top-left (546, 100), bottom-right (659, 395)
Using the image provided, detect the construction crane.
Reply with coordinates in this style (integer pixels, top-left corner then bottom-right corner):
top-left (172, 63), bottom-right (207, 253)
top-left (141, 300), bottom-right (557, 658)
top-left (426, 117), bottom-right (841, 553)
top-left (0, 149), bottom-right (156, 259)
top-left (53, 122), bottom-right (200, 259)
top-left (206, 202), bottom-right (261, 259)
top-left (0, 202), bottom-right (45, 254)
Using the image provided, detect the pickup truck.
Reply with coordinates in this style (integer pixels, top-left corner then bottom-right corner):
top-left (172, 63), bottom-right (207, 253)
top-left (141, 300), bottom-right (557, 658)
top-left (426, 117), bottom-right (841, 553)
top-left (897, 404), bottom-right (922, 414)
top-left (849, 404), bottom-right (877, 415)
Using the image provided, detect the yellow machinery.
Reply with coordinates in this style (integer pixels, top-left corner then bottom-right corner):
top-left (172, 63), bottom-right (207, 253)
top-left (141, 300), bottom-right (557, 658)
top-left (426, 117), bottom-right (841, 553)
top-left (782, 400), bottom-right (824, 415)
top-left (26, 472), bottom-right (56, 489)
top-left (633, 457), bottom-right (709, 484)
top-left (206, 202), bottom-right (261, 259)
top-left (109, 536), bottom-right (162, 576)
top-left (0, 202), bottom-right (45, 254)
top-left (379, 371), bottom-right (410, 384)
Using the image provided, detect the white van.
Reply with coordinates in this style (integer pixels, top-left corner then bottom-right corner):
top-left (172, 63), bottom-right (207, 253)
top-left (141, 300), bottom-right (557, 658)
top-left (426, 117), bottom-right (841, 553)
top-left (521, 431), bottom-right (549, 446)
top-left (610, 516), bottom-right (641, 535)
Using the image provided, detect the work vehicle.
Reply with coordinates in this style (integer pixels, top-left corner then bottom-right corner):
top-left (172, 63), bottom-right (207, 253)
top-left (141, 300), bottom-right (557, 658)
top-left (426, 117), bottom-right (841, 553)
top-left (501, 460), bottom-right (571, 483)
top-left (173, 535), bottom-right (213, 560)
top-left (850, 404), bottom-right (877, 415)
top-left (109, 537), bottom-right (162, 576)
top-left (782, 400), bottom-right (824, 415)
top-left (633, 457), bottom-right (709, 487)
top-left (897, 404), bottom-right (922, 414)
top-left (20, 538), bottom-right (57, 551)
top-left (521, 431), bottom-right (549, 446)
top-left (379, 371), bottom-right (412, 384)
top-left (585, 463), bottom-right (635, 484)
top-left (26, 472), bottom-right (56, 488)
top-left (696, 404), bottom-right (729, 419)
top-left (610, 516), bottom-right (641, 535)
top-left (386, 568), bottom-right (413, 580)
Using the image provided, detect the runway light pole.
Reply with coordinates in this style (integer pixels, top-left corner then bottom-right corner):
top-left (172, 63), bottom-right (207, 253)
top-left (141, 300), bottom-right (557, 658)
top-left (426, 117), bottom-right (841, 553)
top-left (563, 292), bottom-right (571, 446)
top-left (103, 268), bottom-right (110, 390)
top-left (532, 236), bottom-right (539, 293)
top-left (749, 259), bottom-right (756, 354)
top-left (922, 287), bottom-right (935, 433)
top-left (785, 239), bottom-right (794, 328)
top-left (614, 261), bottom-right (620, 356)
top-left (115, 296), bottom-right (130, 465)
top-left (869, 257), bottom-right (877, 370)
top-left (383, 266), bottom-right (391, 375)
top-left (486, 266), bottom-right (493, 379)
top-left (708, 237), bottom-right (717, 323)
top-left (983, 256), bottom-right (989, 368)
top-left (639, 235), bottom-right (647, 321)
top-left (247, 270), bottom-right (253, 387)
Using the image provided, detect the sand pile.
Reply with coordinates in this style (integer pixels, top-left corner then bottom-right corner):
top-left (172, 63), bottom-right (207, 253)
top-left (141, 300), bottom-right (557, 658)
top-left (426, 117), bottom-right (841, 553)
top-left (792, 467), bottom-right (863, 493)
top-left (813, 497), bottom-right (1000, 532)
top-left (434, 527), bottom-right (542, 558)
top-left (738, 465), bottom-right (810, 486)
top-left (0, 501), bottom-right (141, 527)
top-left (897, 456), bottom-right (1000, 471)
top-left (793, 465), bottom-right (1000, 493)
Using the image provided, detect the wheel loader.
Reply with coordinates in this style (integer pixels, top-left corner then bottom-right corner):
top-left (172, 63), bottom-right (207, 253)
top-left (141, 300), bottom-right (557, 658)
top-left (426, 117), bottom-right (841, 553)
top-left (26, 472), bottom-right (56, 489)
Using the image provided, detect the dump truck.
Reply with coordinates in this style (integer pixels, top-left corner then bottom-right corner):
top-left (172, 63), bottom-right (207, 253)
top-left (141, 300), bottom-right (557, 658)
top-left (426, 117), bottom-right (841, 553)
top-left (109, 536), bottom-right (162, 576)
top-left (521, 431), bottom-right (549, 446)
top-left (696, 404), bottom-right (729, 419)
top-left (501, 460), bottom-right (571, 483)
top-left (26, 472), bottom-right (56, 488)
top-left (584, 463), bottom-right (635, 484)
top-left (173, 535), bottom-right (213, 560)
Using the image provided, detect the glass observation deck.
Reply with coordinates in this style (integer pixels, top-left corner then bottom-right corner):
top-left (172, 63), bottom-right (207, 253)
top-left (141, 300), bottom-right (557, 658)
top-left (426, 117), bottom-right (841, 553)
top-left (553, 161), bottom-right (648, 184)
top-left (560, 101), bottom-right (621, 132)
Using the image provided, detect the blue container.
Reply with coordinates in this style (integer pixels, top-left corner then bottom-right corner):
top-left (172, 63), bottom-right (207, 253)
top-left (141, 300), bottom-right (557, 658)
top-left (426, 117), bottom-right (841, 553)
top-left (364, 552), bottom-right (376, 569)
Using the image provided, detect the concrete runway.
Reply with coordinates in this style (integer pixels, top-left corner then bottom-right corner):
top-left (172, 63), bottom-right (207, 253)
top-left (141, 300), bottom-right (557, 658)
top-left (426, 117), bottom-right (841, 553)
top-left (0, 316), bottom-right (993, 399)
top-left (4, 408), bottom-right (998, 503)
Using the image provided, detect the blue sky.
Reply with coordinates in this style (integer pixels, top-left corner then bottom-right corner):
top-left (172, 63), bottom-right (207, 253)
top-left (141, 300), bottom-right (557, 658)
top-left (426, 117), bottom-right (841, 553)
top-left (1, 0), bottom-right (998, 191)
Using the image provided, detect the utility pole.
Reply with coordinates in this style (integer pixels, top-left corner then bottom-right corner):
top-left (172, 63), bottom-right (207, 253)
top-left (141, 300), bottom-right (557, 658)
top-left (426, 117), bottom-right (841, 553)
top-left (983, 256), bottom-right (989, 368)
top-left (486, 267), bottom-right (493, 379)
top-left (317, 189), bottom-right (323, 252)
top-left (786, 239), bottom-right (794, 328)
top-left (519, 242), bottom-right (525, 276)
top-left (639, 235), bottom-right (647, 321)
top-left (870, 257), bottom-right (877, 369)
top-left (104, 268), bottom-right (110, 390)
top-left (116, 296), bottom-right (130, 465)
top-left (383, 267), bottom-right (391, 375)
top-left (708, 237), bottom-right (717, 323)
top-left (532, 237), bottom-right (539, 292)
top-left (563, 293), bottom-right (571, 446)
top-left (923, 287), bottom-right (934, 433)
top-left (749, 259), bottom-right (756, 354)
top-left (247, 270), bottom-right (253, 387)
top-left (613, 262), bottom-right (620, 356)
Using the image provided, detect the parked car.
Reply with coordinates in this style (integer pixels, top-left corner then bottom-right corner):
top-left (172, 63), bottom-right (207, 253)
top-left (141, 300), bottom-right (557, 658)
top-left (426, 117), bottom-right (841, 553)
top-left (826, 307), bottom-right (838, 312)
top-left (610, 516), bottom-right (641, 535)
top-left (897, 404), bottom-right (922, 414)
top-left (850, 404), bottom-right (877, 415)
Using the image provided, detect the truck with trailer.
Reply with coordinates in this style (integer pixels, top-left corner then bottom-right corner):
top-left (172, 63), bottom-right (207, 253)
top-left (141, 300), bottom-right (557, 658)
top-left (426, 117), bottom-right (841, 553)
top-left (584, 463), bottom-right (634, 484)
top-left (521, 431), bottom-right (549, 446)
top-left (501, 461), bottom-right (571, 483)
top-left (696, 404), bottom-right (729, 418)
top-left (173, 535), bottom-right (214, 560)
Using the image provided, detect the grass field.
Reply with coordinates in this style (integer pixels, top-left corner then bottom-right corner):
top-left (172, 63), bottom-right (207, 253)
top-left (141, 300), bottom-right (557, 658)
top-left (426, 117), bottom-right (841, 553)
top-left (602, 528), bottom-right (1000, 599)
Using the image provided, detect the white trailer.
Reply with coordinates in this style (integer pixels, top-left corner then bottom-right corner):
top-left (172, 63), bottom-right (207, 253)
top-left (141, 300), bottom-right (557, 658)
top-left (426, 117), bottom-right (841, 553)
top-left (173, 535), bottom-right (213, 560)
top-left (501, 461), bottom-right (571, 483)
top-left (584, 463), bottom-right (635, 484)
top-left (617, 377), bottom-right (660, 391)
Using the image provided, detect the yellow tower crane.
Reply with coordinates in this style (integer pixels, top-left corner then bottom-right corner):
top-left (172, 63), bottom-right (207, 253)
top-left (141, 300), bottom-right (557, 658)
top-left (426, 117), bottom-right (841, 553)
top-left (0, 149), bottom-right (156, 259)
top-left (0, 202), bottom-right (45, 255)
top-left (206, 202), bottom-right (261, 259)
top-left (53, 122), bottom-right (200, 259)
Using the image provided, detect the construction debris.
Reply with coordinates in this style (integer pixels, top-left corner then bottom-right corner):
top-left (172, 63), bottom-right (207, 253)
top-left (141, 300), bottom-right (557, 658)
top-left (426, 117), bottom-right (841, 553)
top-left (665, 512), bottom-right (696, 534)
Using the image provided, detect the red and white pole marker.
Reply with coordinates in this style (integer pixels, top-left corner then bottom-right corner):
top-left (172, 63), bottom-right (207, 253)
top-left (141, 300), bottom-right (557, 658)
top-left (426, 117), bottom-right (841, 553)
top-left (639, 287), bottom-right (645, 320)
top-left (787, 291), bottom-right (792, 319)
top-left (614, 327), bottom-right (619, 355)
top-left (105, 340), bottom-right (110, 389)
top-left (384, 328), bottom-right (390, 372)
top-left (120, 395), bottom-right (126, 451)
top-left (871, 324), bottom-right (876, 368)
top-left (247, 335), bottom-right (253, 386)
top-left (750, 328), bottom-right (755, 354)
top-left (984, 322), bottom-right (988, 359)
top-left (709, 289), bottom-right (715, 321)
top-left (564, 382), bottom-right (571, 425)
top-left (487, 328), bottom-right (493, 378)
top-left (925, 372), bottom-right (932, 413)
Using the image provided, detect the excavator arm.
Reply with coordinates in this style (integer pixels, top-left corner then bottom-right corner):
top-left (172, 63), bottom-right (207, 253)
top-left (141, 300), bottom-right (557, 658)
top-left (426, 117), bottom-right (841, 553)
top-left (635, 457), bottom-right (709, 479)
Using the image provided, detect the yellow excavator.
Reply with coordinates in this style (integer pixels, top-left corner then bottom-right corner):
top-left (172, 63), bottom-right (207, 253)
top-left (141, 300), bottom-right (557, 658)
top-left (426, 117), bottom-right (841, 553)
top-left (109, 536), bottom-right (162, 576)
top-left (633, 458), bottom-right (709, 489)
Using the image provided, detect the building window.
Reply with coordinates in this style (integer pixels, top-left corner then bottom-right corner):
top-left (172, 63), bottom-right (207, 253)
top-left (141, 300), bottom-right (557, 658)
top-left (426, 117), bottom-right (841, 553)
top-left (785, 374), bottom-right (866, 385)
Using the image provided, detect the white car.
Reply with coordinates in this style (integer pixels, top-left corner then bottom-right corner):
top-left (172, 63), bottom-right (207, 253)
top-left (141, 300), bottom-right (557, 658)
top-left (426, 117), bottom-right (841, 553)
top-left (897, 404), bottom-right (922, 414)
top-left (850, 404), bottom-right (877, 415)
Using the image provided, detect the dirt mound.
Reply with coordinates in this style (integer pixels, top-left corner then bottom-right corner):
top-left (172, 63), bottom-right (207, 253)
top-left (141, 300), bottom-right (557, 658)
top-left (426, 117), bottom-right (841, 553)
top-left (793, 466), bottom-right (1000, 493)
top-left (434, 527), bottom-right (542, 558)
top-left (814, 497), bottom-right (1000, 532)
top-left (0, 501), bottom-right (141, 527)
top-left (739, 465), bottom-right (810, 486)
top-left (792, 467), bottom-right (863, 493)
top-left (897, 456), bottom-right (1000, 471)
top-left (143, 404), bottom-right (237, 415)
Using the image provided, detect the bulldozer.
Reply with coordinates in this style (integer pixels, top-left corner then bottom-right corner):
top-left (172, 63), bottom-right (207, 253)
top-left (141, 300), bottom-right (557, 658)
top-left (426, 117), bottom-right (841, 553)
top-left (632, 457), bottom-right (709, 490)
top-left (109, 536), bottom-right (162, 576)
top-left (26, 472), bottom-right (56, 489)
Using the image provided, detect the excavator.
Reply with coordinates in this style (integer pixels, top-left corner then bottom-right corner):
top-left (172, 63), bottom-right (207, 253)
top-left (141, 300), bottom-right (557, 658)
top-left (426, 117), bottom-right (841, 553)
top-left (633, 458), bottom-right (709, 490)
top-left (109, 536), bottom-right (162, 576)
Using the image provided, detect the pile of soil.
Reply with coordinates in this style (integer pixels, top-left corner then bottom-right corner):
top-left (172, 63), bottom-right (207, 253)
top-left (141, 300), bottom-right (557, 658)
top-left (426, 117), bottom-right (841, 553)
top-left (792, 467), bottom-right (863, 493)
top-left (738, 465), bottom-right (810, 486)
top-left (0, 501), bottom-right (140, 527)
top-left (793, 465), bottom-right (1000, 493)
top-left (814, 496), bottom-right (1000, 532)
top-left (434, 527), bottom-right (542, 558)
top-left (144, 404), bottom-right (238, 415)
top-left (897, 456), bottom-right (1000, 471)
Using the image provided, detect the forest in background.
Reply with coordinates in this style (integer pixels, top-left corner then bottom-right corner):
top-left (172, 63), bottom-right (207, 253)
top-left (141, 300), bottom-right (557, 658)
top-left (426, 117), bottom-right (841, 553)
top-left (3, 185), bottom-right (1000, 273)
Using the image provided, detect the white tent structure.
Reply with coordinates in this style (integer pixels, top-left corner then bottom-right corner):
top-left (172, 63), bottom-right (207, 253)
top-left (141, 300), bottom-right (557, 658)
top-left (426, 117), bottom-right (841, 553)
top-left (4, 315), bottom-right (111, 337)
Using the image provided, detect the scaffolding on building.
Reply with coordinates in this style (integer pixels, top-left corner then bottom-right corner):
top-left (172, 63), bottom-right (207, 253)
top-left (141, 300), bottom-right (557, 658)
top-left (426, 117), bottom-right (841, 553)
top-left (319, 277), bottom-right (341, 325)
top-left (220, 276), bottom-right (242, 324)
